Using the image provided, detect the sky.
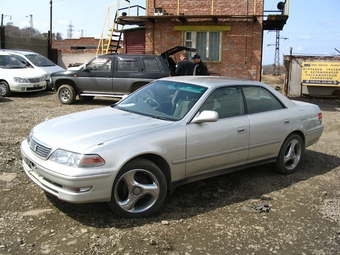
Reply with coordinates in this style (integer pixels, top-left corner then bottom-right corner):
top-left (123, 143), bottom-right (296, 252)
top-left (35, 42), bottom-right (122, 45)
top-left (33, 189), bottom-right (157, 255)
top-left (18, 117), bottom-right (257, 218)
top-left (1, 0), bottom-right (340, 65)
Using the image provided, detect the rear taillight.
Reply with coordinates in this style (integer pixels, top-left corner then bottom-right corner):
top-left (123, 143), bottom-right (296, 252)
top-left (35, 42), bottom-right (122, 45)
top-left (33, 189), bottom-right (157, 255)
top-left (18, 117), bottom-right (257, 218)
top-left (318, 112), bottom-right (322, 123)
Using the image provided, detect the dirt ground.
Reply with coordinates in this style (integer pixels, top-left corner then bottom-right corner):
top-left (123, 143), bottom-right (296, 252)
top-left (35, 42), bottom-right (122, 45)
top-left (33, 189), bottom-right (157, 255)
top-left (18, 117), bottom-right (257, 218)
top-left (0, 90), bottom-right (340, 255)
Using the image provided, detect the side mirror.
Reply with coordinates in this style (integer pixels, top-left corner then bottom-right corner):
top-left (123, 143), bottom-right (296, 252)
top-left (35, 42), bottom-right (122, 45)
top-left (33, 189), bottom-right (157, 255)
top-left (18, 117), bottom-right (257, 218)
top-left (83, 65), bottom-right (92, 71)
top-left (191, 110), bottom-right (218, 123)
top-left (22, 60), bottom-right (32, 68)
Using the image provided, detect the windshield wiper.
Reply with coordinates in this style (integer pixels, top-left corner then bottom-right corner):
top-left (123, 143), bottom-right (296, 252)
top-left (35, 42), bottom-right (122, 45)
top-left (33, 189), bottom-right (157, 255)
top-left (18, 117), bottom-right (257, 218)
top-left (115, 106), bottom-right (132, 113)
top-left (150, 115), bottom-right (172, 121)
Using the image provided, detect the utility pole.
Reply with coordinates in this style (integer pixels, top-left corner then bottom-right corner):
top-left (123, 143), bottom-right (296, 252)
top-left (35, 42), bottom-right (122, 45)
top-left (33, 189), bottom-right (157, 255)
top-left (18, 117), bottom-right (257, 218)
top-left (27, 14), bottom-right (33, 37)
top-left (1, 14), bottom-right (11, 49)
top-left (49, 0), bottom-right (53, 45)
top-left (274, 30), bottom-right (280, 76)
top-left (79, 30), bottom-right (86, 37)
top-left (267, 30), bottom-right (288, 76)
top-left (67, 21), bottom-right (74, 39)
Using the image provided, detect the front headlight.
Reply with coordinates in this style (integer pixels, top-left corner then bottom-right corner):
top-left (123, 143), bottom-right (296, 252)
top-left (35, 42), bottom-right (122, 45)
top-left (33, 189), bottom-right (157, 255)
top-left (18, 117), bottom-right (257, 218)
top-left (27, 130), bottom-right (33, 144)
top-left (49, 149), bottom-right (105, 168)
top-left (13, 77), bottom-right (29, 83)
top-left (43, 74), bottom-right (50, 81)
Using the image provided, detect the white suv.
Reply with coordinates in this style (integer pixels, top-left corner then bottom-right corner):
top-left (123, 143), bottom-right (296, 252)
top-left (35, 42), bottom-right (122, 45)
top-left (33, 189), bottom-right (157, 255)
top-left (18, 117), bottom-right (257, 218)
top-left (0, 52), bottom-right (47, 96)
top-left (1, 50), bottom-right (64, 89)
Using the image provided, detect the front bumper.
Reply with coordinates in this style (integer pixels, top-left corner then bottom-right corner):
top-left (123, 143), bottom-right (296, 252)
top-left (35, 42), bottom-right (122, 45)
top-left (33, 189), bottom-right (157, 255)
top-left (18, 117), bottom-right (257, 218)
top-left (10, 81), bottom-right (47, 92)
top-left (20, 140), bottom-right (116, 203)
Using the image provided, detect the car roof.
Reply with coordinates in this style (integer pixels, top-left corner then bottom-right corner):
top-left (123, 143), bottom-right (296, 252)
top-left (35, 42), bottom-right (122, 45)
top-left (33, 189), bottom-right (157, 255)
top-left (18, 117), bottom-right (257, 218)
top-left (98, 53), bottom-right (162, 58)
top-left (158, 76), bottom-right (265, 88)
top-left (0, 49), bottom-right (36, 55)
top-left (157, 76), bottom-right (296, 107)
top-left (99, 46), bottom-right (196, 58)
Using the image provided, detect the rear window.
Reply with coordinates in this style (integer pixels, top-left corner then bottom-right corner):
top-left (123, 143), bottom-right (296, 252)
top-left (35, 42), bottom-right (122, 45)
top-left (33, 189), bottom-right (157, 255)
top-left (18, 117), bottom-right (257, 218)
top-left (117, 58), bottom-right (138, 72)
top-left (25, 54), bottom-right (56, 67)
top-left (142, 57), bottom-right (163, 72)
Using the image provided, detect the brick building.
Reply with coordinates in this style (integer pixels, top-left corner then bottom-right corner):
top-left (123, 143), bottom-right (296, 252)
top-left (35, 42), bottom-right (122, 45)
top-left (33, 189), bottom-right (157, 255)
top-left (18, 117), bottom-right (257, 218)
top-left (117, 0), bottom-right (266, 80)
top-left (53, 0), bottom-right (288, 78)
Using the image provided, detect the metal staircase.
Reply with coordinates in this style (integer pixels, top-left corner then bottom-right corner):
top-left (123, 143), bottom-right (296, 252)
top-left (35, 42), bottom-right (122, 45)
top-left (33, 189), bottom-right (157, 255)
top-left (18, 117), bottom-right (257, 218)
top-left (96, 1), bottom-right (130, 55)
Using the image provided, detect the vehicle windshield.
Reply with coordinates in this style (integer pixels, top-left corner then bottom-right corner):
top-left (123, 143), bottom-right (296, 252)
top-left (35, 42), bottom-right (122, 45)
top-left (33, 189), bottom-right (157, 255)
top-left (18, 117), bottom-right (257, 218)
top-left (114, 80), bottom-right (207, 121)
top-left (26, 54), bottom-right (56, 67)
top-left (0, 55), bottom-right (27, 69)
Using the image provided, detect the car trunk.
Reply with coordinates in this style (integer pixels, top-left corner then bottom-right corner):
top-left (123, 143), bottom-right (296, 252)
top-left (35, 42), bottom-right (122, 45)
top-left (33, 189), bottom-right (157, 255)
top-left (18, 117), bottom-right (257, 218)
top-left (161, 46), bottom-right (196, 76)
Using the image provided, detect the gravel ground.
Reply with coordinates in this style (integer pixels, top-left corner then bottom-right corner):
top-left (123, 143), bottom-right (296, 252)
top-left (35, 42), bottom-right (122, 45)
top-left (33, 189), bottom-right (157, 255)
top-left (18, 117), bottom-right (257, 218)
top-left (0, 91), bottom-right (340, 255)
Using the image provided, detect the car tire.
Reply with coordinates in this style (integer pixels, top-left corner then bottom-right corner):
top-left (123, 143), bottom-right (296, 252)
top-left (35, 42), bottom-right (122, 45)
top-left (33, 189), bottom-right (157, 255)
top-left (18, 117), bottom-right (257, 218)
top-left (58, 84), bottom-right (76, 104)
top-left (275, 133), bottom-right (304, 175)
top-left (109, 158), bottom-right (167, 218)
top-left (0, 81), bottom-right (11, 97)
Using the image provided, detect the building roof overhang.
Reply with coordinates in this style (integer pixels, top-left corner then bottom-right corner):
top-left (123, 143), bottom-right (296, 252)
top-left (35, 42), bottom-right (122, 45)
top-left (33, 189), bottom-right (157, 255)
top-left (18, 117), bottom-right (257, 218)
top-left (117, 14), bottom-right (288, 31)
top-left (263, 15), bottom-right (288, 30)
top-left (117, 14), bottom-right (258, 26)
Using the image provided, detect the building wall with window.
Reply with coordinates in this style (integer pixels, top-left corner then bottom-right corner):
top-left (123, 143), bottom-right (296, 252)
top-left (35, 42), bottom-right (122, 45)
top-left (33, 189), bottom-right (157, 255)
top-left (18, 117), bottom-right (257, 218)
top-left (144, 0), bottom-right (264, 80)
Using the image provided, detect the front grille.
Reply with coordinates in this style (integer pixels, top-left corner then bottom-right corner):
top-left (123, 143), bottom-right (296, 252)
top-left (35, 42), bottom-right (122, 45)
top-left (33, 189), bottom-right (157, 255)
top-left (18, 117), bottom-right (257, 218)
top-left (28, 78), bottom-right (41, 83)
top-left (29, 138), bottom-right (52, 159)
top-left (27, 86), bottom-right (43, 91)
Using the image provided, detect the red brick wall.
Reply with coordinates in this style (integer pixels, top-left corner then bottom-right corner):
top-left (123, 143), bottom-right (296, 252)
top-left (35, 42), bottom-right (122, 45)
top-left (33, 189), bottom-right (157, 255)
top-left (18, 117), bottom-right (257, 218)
top-left (148, 0), bottom-right (264, 16)
top-left (53, 37), bottom-right (99, 52)
top-left (52, 1), bottom-right (264, 80)
top-left (145, 0), bottom-right (264, 80)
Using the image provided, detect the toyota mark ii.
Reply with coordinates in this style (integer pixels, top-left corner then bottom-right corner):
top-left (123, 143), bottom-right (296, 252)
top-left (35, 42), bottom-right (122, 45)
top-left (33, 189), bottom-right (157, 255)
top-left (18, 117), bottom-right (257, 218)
top-left (20, 76), bottom-right (323, 218)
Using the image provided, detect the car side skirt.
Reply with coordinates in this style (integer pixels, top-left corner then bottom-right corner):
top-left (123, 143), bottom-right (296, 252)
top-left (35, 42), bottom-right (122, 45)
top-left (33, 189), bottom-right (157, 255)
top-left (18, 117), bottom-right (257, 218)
top-left (169, 158), bottom-right (277, 193)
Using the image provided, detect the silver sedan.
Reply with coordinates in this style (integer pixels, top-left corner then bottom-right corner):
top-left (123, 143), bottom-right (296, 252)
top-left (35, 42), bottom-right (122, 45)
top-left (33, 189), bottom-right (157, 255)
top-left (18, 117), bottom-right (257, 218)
top-left (20, 76), bottom-right (324, 218)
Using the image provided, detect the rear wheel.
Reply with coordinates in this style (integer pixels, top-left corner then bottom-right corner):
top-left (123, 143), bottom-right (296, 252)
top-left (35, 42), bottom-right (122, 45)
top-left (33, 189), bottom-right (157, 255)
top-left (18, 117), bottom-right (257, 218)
top-left (0, 81), bottom-right (11, 97)
top-left (58, 85), bottom-right (76, 104)
top-left (275, 134), bottom-right (304, 174)
top-left (109, 158), bottom-right (167, 218)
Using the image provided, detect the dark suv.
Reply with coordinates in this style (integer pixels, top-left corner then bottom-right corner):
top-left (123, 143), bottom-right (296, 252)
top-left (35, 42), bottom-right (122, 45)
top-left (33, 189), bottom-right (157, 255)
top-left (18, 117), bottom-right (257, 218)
top-left (52, 46), bottom-right (195, 104)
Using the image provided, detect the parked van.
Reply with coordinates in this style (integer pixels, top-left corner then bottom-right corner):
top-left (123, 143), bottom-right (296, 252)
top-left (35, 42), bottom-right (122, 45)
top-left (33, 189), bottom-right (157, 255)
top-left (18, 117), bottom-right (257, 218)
top-left (0, 52), bottom-right (47, 96)
top-left (0, 49), bottom-right (64, 89)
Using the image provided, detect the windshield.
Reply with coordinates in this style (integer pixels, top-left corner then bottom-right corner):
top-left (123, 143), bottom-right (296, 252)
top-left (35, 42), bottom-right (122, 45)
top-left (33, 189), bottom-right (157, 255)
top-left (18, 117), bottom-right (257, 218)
top-left (114, 80), bottom-right (207, 121)
top-left (26, 54), bottom-right (56, 67)
top-left (0, 55), bottom-right (27, 69)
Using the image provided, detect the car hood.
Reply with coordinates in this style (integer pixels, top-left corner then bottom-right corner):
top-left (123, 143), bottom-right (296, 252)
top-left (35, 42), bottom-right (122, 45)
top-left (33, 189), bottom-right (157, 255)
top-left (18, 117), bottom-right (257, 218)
top-left (0, 68), bottom-right (43, 78)
top-left (36, 65), bottom-right (65, 74)
top-left (50, 69), bottom-right (77, 77)
top-left (32, 107), bottom-right (173, 152)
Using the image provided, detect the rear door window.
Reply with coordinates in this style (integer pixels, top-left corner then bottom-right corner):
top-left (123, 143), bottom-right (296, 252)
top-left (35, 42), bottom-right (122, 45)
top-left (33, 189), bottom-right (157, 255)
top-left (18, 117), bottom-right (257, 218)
top-left (116, 58), bottom-right (139, 72)
top-left (142, 57), bottom-right (164, 72)
top-left (243, 86), bottom-right (284, 114)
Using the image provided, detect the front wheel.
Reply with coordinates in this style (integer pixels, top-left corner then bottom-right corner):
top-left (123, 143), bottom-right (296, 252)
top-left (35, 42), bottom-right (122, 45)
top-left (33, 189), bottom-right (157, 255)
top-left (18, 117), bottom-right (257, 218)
top-left (275, 134), bottom-right (304, 174)
top-left (109, 158), bottom-right (167, 218)
top-left (58, 84), bottom-right (76, 104)
top-left (0, 81), bottom-right (11, 97)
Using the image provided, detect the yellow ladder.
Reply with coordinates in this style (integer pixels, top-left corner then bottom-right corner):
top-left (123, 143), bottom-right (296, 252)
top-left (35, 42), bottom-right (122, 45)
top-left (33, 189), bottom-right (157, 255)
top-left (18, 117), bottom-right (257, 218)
top-left (96, 1), bottom-right (130, 55)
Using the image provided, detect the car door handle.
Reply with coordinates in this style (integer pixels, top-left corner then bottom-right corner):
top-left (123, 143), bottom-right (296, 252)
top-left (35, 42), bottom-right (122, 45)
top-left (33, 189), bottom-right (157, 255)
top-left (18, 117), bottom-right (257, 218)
top-left (284, 119), bottom-right (291, 124)
top-left (237, 126), bottom-right (247, 134)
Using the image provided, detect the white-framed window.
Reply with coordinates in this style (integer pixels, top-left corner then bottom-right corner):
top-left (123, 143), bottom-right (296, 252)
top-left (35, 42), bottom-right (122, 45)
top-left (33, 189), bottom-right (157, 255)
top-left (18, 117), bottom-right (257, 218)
top-left (184, 31), bottom-right (221, 62)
